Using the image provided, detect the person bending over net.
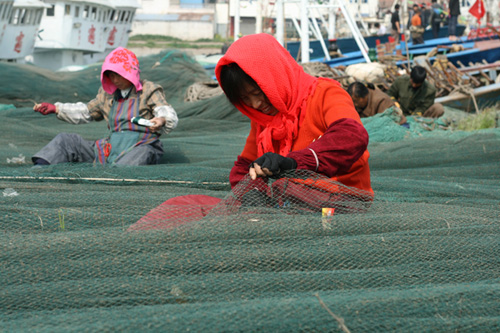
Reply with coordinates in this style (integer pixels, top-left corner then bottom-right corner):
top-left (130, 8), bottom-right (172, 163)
top-left (215, 33), bottom-right (374, 213)
top-left (32, 47), bottom-right (178, 166)
top-left (347, 81), bottom-right (407, 126)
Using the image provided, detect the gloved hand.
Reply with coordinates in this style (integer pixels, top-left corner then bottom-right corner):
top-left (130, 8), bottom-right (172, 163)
top-left (34, 103), bottom-right (56, 115)
top-left (250, 152), bottom-right (297, 179)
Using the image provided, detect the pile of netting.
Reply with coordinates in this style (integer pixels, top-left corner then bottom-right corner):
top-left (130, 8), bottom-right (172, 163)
top-left (1, 49), bottom-right (500, 331)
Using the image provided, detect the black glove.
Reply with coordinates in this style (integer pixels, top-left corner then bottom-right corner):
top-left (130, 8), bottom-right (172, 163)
top-left (252, 152), bottom-right (297, 177)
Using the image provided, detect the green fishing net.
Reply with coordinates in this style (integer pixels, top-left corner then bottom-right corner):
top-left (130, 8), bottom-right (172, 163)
top-left (1, 49), bottom-right (500, 332)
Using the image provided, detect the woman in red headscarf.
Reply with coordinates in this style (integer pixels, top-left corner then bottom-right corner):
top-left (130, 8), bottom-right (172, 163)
top-left (215, 34), bottom-right (373, 201)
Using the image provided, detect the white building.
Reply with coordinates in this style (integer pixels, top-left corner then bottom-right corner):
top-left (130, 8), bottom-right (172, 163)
top-left (131, 0), bottom-right (217, 40)
top-left (131, 0), bottom-right (380, 41)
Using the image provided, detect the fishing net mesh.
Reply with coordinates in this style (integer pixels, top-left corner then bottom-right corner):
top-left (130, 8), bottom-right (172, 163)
top-left (1, 49), bottom-right (500, 331)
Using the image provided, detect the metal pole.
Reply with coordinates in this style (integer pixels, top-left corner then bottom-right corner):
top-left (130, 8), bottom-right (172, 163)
top-left (234, 0), bottom-right (240, 40)
top-left (311, 15), bottom-right (330, 60)
top-left (328, 0), bottom-right (336, 39)
top-left (402, 0), bottom-right (410, 68)
top-left (337, 1), bottom-right (370, 62)
top-left (255, 0), bottom-right (262, 34)
top-left (300, 0), bottom-right (310, 63)
top-left (276, 0), bottom-right (284, 45)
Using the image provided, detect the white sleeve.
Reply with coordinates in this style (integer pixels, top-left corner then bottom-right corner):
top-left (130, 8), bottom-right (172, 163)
top-left (154, 105), bottom-right (178, 135)
top-left (55, 102), bottom-right (93, 124)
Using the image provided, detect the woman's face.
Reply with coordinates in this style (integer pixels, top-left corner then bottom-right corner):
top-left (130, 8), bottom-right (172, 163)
top-left (240, 81), bottom-right (278, 116)
top-left (107, 71), bottom-right (133, 90)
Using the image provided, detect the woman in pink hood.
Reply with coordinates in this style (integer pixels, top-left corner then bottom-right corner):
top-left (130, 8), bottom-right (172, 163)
top-left (32, 47), bottom-right (178, 166)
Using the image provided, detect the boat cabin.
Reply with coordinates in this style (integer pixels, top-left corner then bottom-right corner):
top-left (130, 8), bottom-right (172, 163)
top-left (32, 0), bottom-right (138, 71)
top-left (0, 0), bottom-right (48, 61)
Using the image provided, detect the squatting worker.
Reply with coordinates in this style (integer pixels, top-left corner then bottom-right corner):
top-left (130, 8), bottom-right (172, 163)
top-left (215, 33), bottom-right (373, 195)
top-left (387, 65), bottom-right (444, 118)
top-left (32, 47), bottom-right (178, 166)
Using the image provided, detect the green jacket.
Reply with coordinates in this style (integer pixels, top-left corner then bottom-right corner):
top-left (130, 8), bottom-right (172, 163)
top-left (387, 75), bottom-right (436, 115)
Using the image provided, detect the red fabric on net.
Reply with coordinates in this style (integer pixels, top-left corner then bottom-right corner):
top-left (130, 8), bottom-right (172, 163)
top-left (128, 194), bottom-right (222, 231)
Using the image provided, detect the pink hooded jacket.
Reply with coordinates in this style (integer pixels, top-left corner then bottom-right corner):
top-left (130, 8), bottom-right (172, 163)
top-left (101, 47), bottom-right (142, 94)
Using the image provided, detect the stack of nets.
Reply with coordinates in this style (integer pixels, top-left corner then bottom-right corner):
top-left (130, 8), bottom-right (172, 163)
top-left (1, 49), bottom-right (499, 331)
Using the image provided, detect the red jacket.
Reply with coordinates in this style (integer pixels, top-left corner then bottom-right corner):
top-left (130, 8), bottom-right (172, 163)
top-left (230, 79), bottom-right (373, 194)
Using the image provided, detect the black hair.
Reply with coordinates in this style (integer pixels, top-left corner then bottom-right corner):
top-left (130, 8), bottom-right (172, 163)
top-left (395, 4), bottom-right (400, 10)
top-left (410, 65), bottom-right (427, 84)
top-left (347, 82), bottom-right (374, 98)
top-left (219, 63), bottom-right (257, 105)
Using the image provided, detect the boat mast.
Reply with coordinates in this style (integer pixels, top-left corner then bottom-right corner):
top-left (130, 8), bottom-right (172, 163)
top-left (298, 0), bottom-right (370, 63)
top-left (276, 0), bottom-right (284, 45)
top-left (234, 0), bottom-right (240, 41)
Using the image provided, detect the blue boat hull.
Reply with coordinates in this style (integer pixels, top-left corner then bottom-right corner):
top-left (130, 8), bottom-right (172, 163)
top-left (335, 25), bottom-right (467, 53)
top-left (285, 25), bottom-right (467, 59)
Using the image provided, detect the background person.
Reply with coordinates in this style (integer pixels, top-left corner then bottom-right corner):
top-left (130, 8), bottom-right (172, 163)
top-left (32, 47), bottom-right (178, 166)
top-left (448, 0), bottom-right (461, 40)
top-left (391, 4), bottom-right (401, 44)
top-left (430, 0), bottom-right (445, 39)
top-left (410, 7), bottom-right (425, 45)
top-left (421, 3), bottom-right (431, 28)
top-left (387, 65), bottom-right (444, 118)
top-left (347, 82), bottom-right (407, 125)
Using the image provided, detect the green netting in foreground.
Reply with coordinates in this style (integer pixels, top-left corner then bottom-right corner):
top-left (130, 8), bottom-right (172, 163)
top-left (1, 50), bottom-right (500, 332)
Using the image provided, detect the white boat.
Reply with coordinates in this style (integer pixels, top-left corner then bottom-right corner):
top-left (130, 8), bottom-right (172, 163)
top-left (0, 0), bottom-right (48, 61)
top-left (33, 0), bottom-right (139, 71)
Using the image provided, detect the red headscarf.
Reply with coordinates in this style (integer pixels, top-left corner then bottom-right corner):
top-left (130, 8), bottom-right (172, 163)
top-left (215, 33), bottom-right (318, 156)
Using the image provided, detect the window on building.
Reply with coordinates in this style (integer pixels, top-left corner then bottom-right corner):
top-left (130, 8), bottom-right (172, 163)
top-left (3, 3), bottom-right (14, 20)
top-left (47, 5), bottom-right (55, 16)
top-left (108, 10), bottom-right (114, 23)
top-left (75, 6), bottom-right (80, 18)
top-left (91, 7), bottom-right (97, 20)
top-left (10, 8), bottom-right (18, 24)
top-left (83, 6), bottom-right (89, 19)
top-left (20, 9), bottom-right (30, 25)
top-left (65, 4), bottom-right (71, 15)
top-left (35, 9), bottom-right (43, 24)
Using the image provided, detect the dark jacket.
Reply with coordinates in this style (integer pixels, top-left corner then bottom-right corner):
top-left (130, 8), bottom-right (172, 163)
top-left (391, 10), bottom-right (400, 30)
top-left (430, 3), bottom-right (445, 23)
top-left (449, 0), bottom-right (460, 16)
top-left (387, 75), bottom-right (436, 115)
